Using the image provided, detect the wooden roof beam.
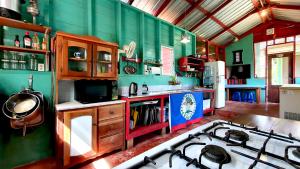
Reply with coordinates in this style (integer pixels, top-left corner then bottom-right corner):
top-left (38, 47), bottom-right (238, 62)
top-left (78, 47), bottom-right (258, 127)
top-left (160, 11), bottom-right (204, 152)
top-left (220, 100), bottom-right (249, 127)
top-left (273, 4), bottom-right (300, 10)
top-left (153, 0), bottom-right (171, 17)
top-left (190, 0), bottom-right (233, 32)
top-left (128, 0), bottom-right (134, 5)
top-left (252, 0), bottom-right (265, 22)
top-left (173, 0), bottom-right (205, 25)
top-left (208, 8), bottom-right (258, 41)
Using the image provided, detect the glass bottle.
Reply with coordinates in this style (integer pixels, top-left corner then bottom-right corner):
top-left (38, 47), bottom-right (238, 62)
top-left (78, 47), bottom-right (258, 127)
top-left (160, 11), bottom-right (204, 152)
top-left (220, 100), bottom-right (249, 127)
top-left (14, 35), bottom-right (20, 47)
top-left (23, 32), bottom-right (32, 48)
top-left (32, 33), bottom-right (40, 50)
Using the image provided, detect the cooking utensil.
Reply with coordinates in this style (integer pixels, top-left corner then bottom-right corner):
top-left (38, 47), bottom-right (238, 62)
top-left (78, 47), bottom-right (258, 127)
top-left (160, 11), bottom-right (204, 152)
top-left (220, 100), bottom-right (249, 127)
top-left (0, 0), bottom-right (25, 20)
top-left (5, 93), bottom-right (39, 118)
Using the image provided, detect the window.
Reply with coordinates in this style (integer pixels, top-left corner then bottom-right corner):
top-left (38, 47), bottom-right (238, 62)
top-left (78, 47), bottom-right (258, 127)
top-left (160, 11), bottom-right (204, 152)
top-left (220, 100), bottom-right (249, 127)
top-left (254, 42), bottom-right (266, 78)
top-left (161, 46), bottom-right (174, 76)
top-left (275, 38), bottom-right (285, 44)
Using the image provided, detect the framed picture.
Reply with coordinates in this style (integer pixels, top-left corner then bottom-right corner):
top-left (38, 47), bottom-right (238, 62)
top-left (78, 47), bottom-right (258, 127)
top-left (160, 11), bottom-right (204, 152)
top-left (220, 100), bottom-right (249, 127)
top-left (233, 50), bottom-right (243, 64)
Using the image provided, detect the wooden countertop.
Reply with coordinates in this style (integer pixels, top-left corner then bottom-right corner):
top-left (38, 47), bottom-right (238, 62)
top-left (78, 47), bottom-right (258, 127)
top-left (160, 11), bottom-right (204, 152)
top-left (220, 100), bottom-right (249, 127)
top-left (231, 114), bottom-right (300, 138)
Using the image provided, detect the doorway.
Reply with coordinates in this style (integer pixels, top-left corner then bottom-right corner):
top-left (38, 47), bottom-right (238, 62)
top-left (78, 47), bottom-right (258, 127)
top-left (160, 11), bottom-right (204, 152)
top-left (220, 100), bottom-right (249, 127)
top-left (267, 52), bottom-right (293, 103)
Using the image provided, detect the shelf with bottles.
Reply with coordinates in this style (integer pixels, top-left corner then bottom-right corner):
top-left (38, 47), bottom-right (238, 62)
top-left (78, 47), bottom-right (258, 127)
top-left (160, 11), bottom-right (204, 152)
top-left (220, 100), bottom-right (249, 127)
top-left (0, 51), bottom-right (49, 72)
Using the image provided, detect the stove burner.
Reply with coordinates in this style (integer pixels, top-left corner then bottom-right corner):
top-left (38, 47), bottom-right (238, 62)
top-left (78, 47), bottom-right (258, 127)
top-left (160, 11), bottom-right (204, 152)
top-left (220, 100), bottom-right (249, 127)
top-left (292, 148), bottom-right (300, 158)
top-left (225, 129), bottom-right (249, 142)
top-left (201, 145), bottom-right (231, 164)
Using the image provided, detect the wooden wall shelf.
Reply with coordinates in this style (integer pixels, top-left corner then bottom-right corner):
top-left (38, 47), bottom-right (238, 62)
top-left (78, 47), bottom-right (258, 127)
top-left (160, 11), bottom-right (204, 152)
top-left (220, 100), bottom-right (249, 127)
top-left (0, 16), bottom-right (51, 33)
top-left (122, 56), bottom-right (142, 63)
top-left (0, 45), bottom-right (50, 54)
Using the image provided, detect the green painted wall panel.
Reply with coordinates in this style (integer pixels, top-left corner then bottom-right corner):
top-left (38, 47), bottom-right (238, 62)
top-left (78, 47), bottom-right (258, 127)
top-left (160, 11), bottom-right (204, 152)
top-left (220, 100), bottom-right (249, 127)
top-left (52, 0), bottom-right (88, 34)
top-left (161, 23), bottom-right (172, 47)
top-left (144, 16), bottom-right (156, 61)
top-left (225, 34), bottom-right (266, 103)
top-left (0, 71), bottom-right (53, 169)
top-left (94, 0), bottom-right (117, 42)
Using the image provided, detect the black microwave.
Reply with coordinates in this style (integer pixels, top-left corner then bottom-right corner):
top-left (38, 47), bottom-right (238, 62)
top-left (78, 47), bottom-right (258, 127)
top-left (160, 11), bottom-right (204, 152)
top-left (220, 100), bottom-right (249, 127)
top-left (74, 80), bottom-right (118, 104)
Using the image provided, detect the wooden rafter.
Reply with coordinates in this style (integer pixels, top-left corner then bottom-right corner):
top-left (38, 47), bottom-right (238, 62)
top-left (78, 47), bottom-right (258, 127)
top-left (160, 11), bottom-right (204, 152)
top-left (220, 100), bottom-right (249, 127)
top-left (251, 0), bottom-right (265, 22)
top-left (153, 0), bottom-right (171, 17)
top-left (208, 8), bottom-right (258, 41)
top-left (173, 0), bottom-right (205, 25)
top-left (265, 0), bottom-right (275, 20)
top-left (274, 4), bottom-right (300, 10)
top-left (190, 0), bottom-right (232, 32)
top-left (128, 0), bottom-right (134, 5)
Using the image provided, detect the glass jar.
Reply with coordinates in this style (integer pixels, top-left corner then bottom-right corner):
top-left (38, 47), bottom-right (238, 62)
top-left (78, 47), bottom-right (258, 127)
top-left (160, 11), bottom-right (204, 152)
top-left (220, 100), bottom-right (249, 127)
top-left (28, 54), bottom-right (38, 70)
top-left (1, 52), bottom-right (10, 69)
top-left (18, 54), bottom-right (27, 70)
top-left (10, 53), bottom-right (19, 70)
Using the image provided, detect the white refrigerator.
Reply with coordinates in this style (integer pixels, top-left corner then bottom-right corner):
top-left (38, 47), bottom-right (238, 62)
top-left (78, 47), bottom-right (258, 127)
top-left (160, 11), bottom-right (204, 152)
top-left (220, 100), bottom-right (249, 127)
top-left (204, 61), bottom-right (225, 108)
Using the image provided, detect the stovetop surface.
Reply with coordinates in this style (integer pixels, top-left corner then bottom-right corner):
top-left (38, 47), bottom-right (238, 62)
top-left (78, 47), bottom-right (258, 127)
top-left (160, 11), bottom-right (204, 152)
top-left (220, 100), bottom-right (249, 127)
top-left (114, 120), bottom-right (300, 169)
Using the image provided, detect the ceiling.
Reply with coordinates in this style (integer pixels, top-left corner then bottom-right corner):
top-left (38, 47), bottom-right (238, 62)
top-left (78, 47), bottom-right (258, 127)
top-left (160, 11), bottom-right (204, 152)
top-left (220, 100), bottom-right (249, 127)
top-left (121, 0), bottom-right (300, 46)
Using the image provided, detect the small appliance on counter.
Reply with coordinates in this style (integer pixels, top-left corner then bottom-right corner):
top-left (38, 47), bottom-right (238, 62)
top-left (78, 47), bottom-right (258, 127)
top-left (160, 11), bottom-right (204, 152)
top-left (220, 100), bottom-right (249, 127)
top-left (129, 82), bottom-right (138, 96)
top-left (74, 80), bottom-right (118, 104)
top-left (0, 0), bottom-right (25, 20)
top-left (142, 83), bottom-right (148, 95)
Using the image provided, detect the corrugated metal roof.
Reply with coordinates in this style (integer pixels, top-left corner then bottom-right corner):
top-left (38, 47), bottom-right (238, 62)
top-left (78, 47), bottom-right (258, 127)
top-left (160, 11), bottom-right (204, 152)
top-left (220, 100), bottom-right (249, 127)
top-left (200, 0), bottom-right (224, 12)
top-left (212, 31), bottom-right (234, 45)
top-left (214, 0), bottom-right (254, 26)
top-left (122, 0), bottom-right (300, 45)
top-left (231, 13), bottom-right (262, 35)
top-left (195, 19), bottom-right (223, 39)
top-left (273, 8), bottom-right (300, 22)
top-left (270, 0), bottom-right (300, 5)
top-left (131, 0), bottom-right (165, 14)
top-left (177, 10), bottom-right (205, 30)
top-left (158, 0), bottom-right (190, 23)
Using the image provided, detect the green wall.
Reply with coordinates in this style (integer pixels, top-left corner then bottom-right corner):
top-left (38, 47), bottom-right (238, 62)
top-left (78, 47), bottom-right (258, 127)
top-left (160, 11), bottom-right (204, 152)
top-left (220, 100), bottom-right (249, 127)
top-left (225, 34), bottom-right (266, 102)
top-left (0, 0), bottom-right (198, 168)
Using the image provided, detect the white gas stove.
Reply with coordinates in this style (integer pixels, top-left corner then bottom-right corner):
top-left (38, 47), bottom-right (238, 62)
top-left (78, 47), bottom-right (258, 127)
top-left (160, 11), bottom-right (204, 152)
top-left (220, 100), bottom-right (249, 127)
top-left (114, 120), bottom-right (300, 169)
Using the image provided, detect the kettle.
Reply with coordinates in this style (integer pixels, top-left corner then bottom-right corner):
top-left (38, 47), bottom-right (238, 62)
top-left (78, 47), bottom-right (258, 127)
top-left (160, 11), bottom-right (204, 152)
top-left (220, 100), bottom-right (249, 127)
top-left (129, 82), bottom-right (138, 96)
top-left (142, 83), bottom-right (148, 95)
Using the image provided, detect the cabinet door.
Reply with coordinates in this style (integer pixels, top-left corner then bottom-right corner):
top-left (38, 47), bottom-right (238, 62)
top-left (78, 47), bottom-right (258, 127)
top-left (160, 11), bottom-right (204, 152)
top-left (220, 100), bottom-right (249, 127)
top-left (63, 108), bottom-right (97, 166)
top-left (62, 38), bottom-right (92, 77)
top-left (93, 45), bottom-right (117, 78)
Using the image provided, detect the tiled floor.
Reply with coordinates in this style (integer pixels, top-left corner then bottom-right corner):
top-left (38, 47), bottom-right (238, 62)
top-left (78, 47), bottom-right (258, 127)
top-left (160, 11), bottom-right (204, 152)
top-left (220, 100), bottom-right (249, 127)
top-left (15, 101), bottom-right (280, 169)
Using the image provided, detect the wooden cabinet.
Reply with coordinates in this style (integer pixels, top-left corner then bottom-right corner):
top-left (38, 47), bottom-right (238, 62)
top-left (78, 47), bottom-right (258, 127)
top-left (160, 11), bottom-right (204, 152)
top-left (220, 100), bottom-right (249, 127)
top-left (61, 108), bottom-right (97, 167)
top-left (55, 32), bottom-right (118, 80)
top-left (97, 104), bottom-right (125, 155)
top-left (56, 103), bottom-right (125, 168)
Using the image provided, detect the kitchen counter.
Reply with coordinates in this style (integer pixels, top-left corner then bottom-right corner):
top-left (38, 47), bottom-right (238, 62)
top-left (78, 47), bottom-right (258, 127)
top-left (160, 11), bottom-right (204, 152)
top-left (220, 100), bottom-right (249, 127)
top-left (55, 100), bottom-right (126, 111)
top-left (280, 84), bottom-right (300, 90)
top-left (225, 84), bottom-right (266, 88)
top-left (123, 88), bottom-right (214, 99)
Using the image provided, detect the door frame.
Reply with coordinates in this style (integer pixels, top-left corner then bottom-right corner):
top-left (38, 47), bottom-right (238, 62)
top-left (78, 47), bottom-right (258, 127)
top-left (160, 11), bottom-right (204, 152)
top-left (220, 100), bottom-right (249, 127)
top-left (266, 52), bottom-right (294, 103)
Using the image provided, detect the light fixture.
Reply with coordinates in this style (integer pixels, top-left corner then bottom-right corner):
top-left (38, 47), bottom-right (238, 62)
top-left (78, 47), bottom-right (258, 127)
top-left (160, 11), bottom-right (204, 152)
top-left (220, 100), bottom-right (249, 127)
top-left (260, 9), bottom-right (268, 17)
top-left (181, 32), bottom-right (190, 44)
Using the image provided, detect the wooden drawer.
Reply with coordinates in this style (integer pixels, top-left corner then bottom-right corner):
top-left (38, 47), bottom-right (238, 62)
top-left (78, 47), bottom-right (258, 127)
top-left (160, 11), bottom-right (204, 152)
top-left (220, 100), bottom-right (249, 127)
top-left (98, 133), bottom-right (124, 153)
top-left (98, 118), bottom-right (123, 137)
top-left (98, 104), bottom-right (123, 121)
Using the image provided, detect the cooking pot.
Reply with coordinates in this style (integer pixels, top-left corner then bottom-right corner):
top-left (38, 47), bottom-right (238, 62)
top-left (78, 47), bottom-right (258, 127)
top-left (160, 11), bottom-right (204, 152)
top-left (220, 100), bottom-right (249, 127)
top-left (2, 90), bottom-right (41, 121)
top-left (0, 0), bottom-right (25, 20)
top-left (5, 93), bottom-right (39, 118)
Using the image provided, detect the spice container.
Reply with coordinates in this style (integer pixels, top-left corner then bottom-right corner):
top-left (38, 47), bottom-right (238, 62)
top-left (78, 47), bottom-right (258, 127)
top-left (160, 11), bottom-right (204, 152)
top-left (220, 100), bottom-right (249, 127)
top-left (10, 53), bottom-right (19, 70)
top-left (18, 54), bottom-right (27, 70)
top-left (1, 52), bottom-right (10, 69)
top-left (28, 54), bottom-right (37, 70)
